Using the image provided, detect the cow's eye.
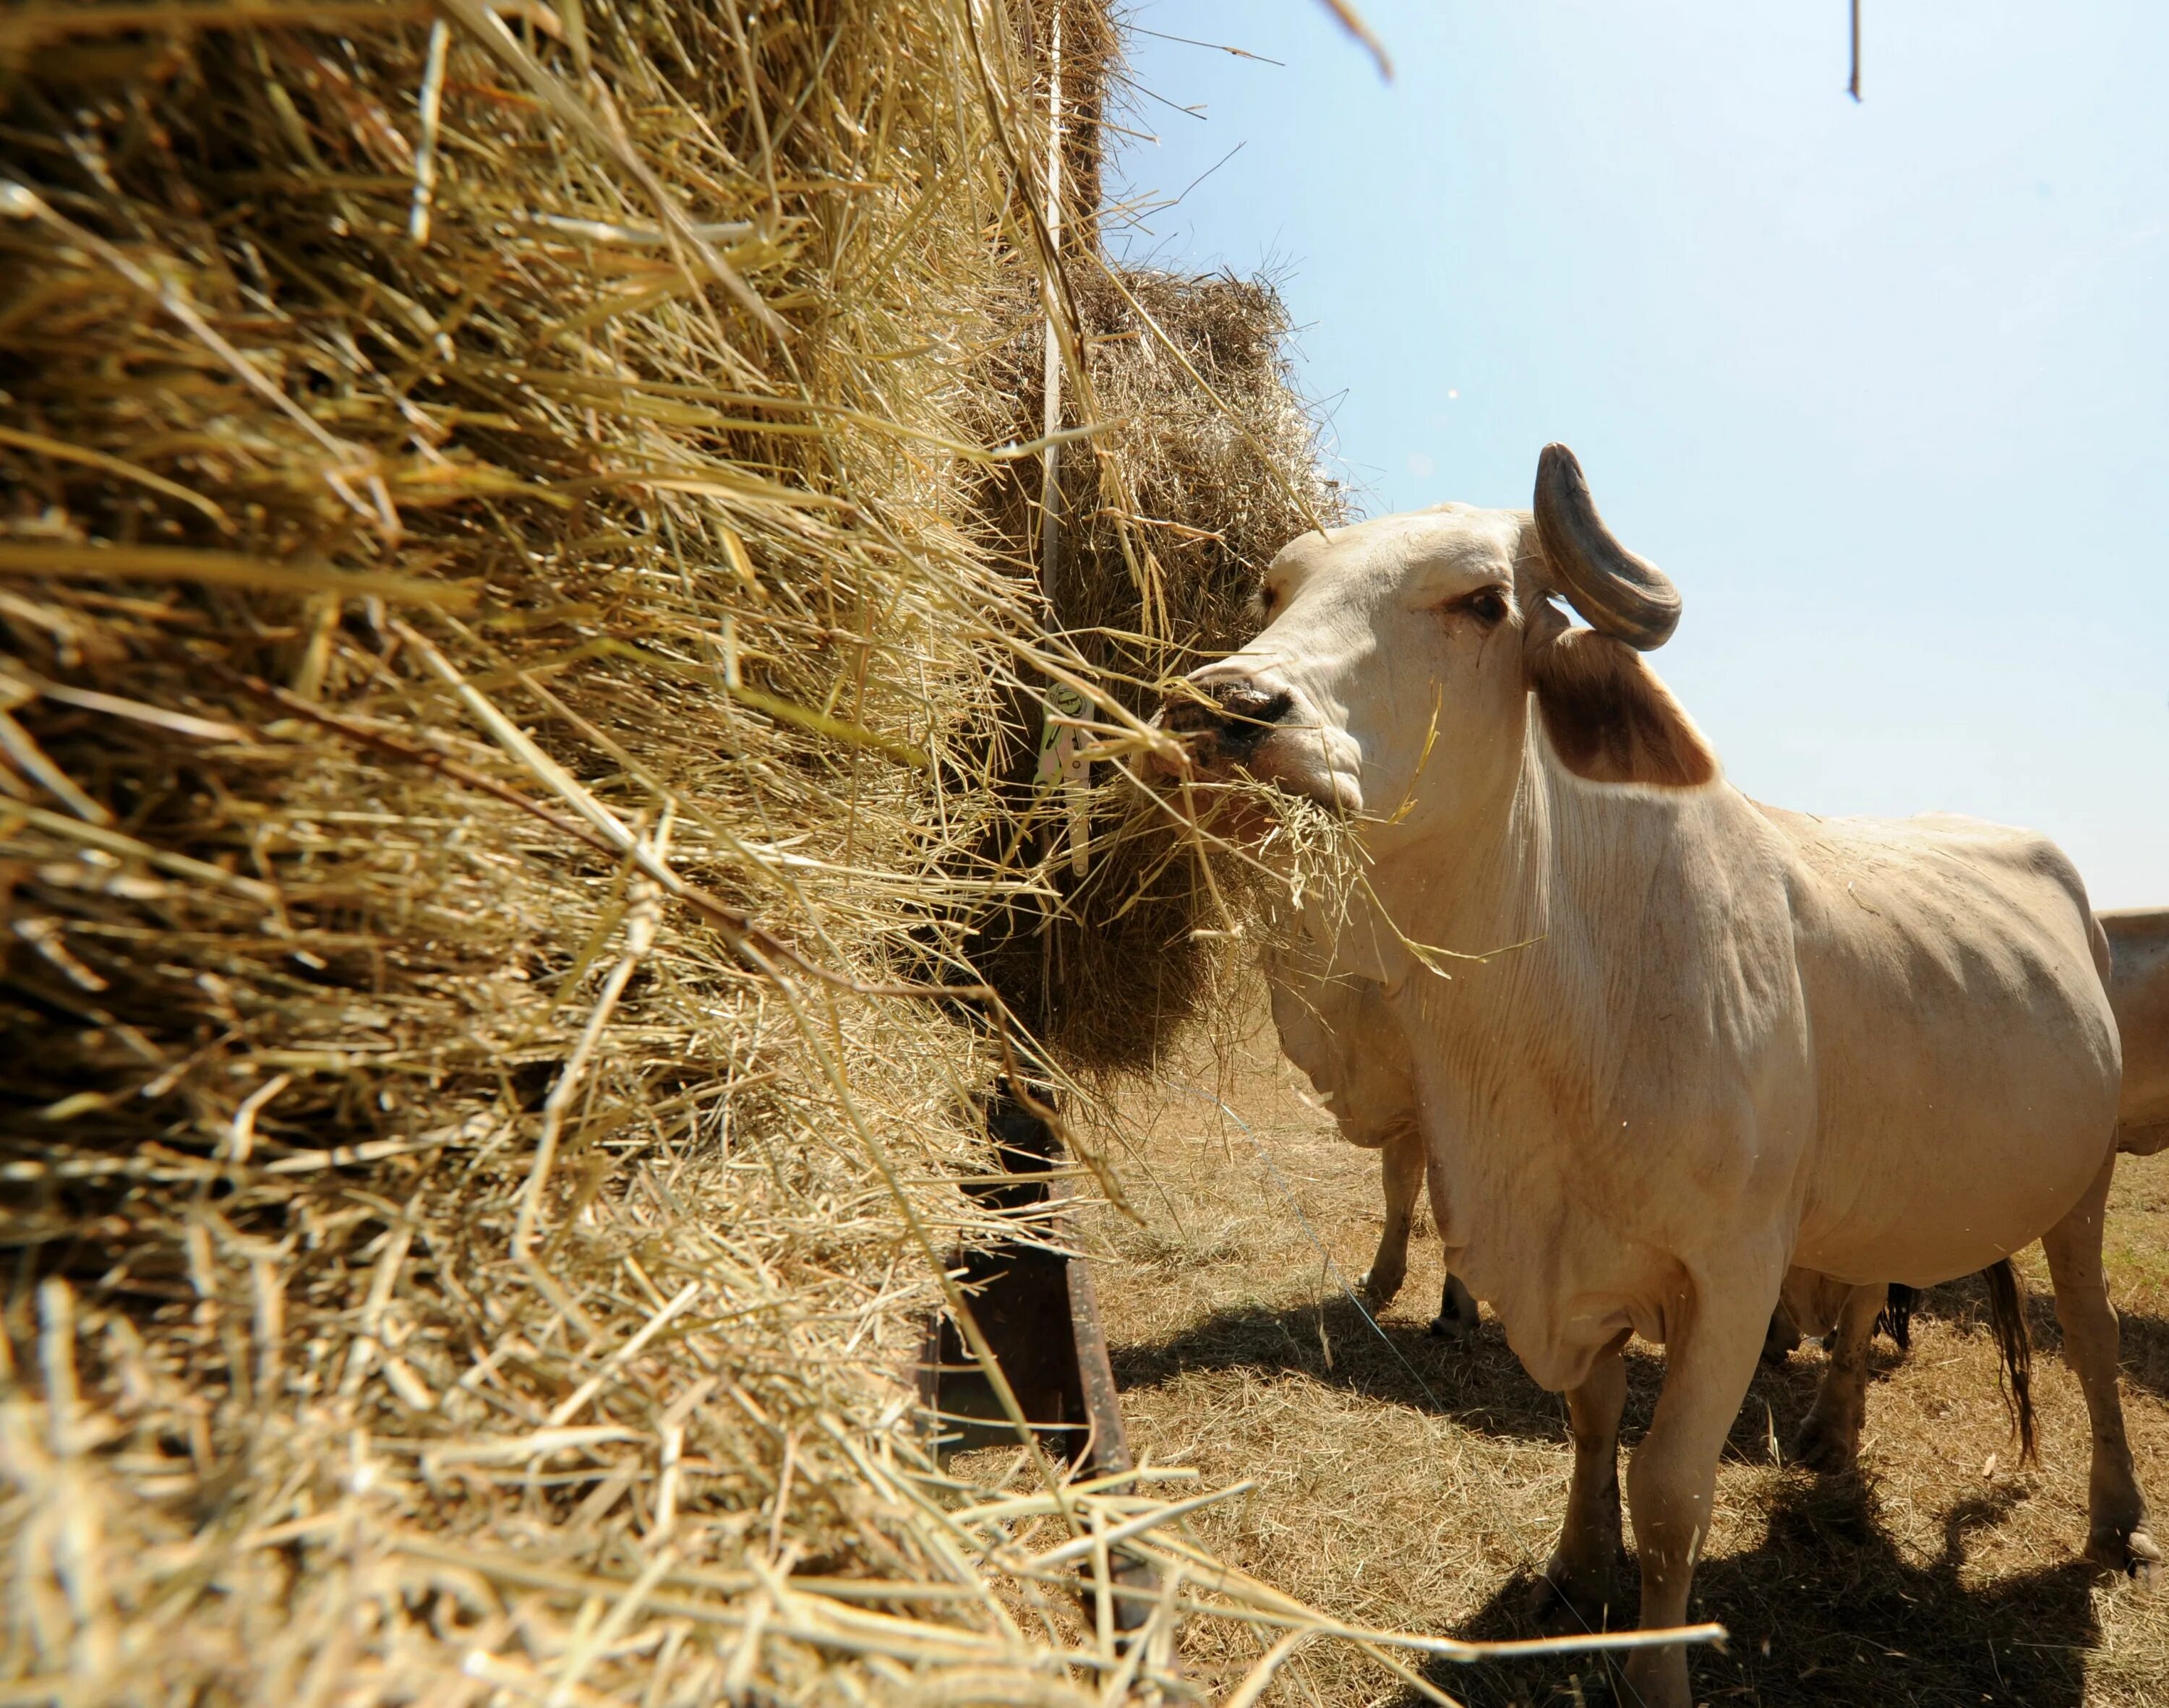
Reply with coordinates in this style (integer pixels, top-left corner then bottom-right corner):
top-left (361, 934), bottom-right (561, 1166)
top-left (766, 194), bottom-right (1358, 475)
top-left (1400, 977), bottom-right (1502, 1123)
top-left (1448, 588), bottom-right (1507, 627)
top-left (1255, 584), bottom-right (1280, 618)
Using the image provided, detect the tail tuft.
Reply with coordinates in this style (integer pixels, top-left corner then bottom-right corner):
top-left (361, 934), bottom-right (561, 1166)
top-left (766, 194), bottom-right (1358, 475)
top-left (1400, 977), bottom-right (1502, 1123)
top-left (1982, 1259), bottom-right (2037, 1465)
top-left (1875, 1282), bottom-right (1917, 1352)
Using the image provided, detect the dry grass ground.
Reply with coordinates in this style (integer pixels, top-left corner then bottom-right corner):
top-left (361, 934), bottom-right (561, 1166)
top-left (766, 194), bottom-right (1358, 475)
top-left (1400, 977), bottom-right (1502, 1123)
top-left (1087, 1008), bottom-right (2169, 1707)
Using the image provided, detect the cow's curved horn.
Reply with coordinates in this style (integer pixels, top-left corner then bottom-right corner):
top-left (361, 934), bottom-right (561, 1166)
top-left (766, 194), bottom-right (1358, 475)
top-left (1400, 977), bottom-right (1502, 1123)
top-left (1532, 443), bottom-right (1682, 650)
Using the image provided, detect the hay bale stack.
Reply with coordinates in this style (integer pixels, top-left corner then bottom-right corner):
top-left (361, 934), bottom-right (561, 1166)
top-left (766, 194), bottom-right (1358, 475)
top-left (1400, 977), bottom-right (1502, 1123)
top-left (0, 2), bottom-right (1360, 1701)
top-left (1053, 267), bottom-right (1345, 676)
top-left (970, 265), bottom-right (1348, 1073)
top-left (0, 1), bottom-right (1094, 1699)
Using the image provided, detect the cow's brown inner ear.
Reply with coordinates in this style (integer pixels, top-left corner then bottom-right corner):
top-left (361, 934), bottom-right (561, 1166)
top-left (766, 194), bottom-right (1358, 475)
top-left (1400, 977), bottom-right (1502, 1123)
top-left (1529, 628), bottom-right (1717, 788)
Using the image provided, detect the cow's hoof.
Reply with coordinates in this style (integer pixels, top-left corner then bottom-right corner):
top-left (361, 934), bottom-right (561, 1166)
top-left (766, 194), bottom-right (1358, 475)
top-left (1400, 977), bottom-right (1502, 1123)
top-left (2087, 1522), bottom-right (2162, 1583)
top-left (1789, 1411), bottom-right (1860, 1476)
top-left (1358, 1267), bottom-right (1404, 1307)
top-left (1429, 1308), bottom-right (1474, 1340)
top-left (1527, 1560), bottom-right (1617, 1634)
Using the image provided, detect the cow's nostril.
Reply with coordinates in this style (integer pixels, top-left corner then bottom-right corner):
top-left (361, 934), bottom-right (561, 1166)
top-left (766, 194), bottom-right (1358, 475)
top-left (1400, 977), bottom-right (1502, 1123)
top-left (1162, 693), bottom-right (1224, 737)
top-left (1158, 679), bottom-right (1292, 768)
top-left (1163, 680), bottom-right (1293, 776)
top-left (1218, 685), bottom-right (1291, 729)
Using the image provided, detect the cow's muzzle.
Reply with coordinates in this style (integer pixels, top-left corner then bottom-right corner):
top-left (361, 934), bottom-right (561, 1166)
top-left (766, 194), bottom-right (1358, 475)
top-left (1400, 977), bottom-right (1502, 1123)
top-left (1155, 679), bottom-right (1291, 775)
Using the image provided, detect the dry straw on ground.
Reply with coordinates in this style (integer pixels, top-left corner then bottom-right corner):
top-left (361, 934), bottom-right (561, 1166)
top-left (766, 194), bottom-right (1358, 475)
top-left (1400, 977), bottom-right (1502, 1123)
top-left (0, 4), bottom-right (1670, 1706)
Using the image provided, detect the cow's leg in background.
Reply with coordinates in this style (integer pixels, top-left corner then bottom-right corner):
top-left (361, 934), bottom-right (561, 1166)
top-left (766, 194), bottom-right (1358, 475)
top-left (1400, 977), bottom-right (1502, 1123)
top-left (1531, 1330), bottom-right (1628, 1631)
top-left (1418, 1143), bottom-right (1481, 1337)
top-left (1431, 1270), bottom-right (1479, 1338)
top-left (1620, 1275), bottom-right (1776, 1708)
top-left (1791, 1282), bottom-right (1888, 1473)
top-left (1761, 1271), bottom-right (1912, 1369)
top-left (2041, 1154), bottom-right (2160, 1577)
top-left (1759, 1298), bottom-right (1803, 1364)
top-left (1358, 1126), bottom-right (1423, 1305)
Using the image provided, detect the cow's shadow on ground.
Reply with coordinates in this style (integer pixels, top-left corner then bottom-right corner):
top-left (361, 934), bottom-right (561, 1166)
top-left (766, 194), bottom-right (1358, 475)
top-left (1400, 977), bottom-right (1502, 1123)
top-left (2118, 1310), bottom-right (2169, 1404)
top-left (1109, 1291), bottom-right (1570, 1442)
top-left (1426, 1474), bottom-right (2102, 1708)
top-left (1118, 1295), bottom-right (2121, 1703)
top-left (1111, 1288), bottom-right (1883, 1452)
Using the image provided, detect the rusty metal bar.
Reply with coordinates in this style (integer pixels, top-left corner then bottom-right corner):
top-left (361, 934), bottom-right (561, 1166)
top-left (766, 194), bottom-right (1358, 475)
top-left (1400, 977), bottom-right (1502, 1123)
top-left (918, 1082), bottom-right (1153, 1629)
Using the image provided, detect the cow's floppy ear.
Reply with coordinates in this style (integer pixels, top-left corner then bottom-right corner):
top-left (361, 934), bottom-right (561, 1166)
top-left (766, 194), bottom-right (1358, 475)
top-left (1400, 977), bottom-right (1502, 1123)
top-left (1528, 626), bottom-right (1716, 788)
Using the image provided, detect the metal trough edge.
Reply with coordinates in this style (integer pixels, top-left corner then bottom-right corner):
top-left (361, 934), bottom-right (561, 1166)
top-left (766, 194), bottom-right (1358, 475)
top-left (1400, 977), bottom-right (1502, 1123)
top-left (917, 1082), bottom-right (1154, 1630)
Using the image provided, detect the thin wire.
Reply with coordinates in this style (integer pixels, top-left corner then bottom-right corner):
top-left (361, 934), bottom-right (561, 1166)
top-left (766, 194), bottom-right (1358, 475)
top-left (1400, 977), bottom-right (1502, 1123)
top-left (1168, 1079), bottom-right (1645, 1702)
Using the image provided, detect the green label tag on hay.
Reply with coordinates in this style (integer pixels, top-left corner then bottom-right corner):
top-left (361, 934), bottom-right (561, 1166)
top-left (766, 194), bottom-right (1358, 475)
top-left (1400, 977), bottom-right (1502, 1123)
top-left (1035, 683), bottom-right (1085, 779)
top-left (1036, 684), bottom-right (1090, 877)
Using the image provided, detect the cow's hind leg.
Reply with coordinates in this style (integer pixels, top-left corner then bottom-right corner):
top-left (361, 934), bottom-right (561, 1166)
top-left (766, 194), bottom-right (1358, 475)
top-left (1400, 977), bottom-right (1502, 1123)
top-left (2042, 1153), bottom-right (2160, 1579)
top-left (1531, 1331), bottom-right (1627, 1631)
top-left (1620, 1277), bottom-right (1774, 1708)
top-left (1359, 1125), bottom-right (1422, 1305)
top-left (1791, 1282), bottom-right (1886, 1474)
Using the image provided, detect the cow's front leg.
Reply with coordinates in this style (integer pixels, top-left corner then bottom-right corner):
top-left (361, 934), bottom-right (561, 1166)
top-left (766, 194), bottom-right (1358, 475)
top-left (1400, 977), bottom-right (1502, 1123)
top-left (1621, 1279), bottom-right (1772, 1708)
top-left (1530, 1330), bottom-right (1627, 1631)
top-left (2042, 1154), bottom-right (2160, 1578)
top-left (1791, 1282), bottom-right (1886, 1473)
top-left (1421, 1145), bottom-right (1479, 1336)
top-left (1359, 1125), bottom-right (1423, 1305)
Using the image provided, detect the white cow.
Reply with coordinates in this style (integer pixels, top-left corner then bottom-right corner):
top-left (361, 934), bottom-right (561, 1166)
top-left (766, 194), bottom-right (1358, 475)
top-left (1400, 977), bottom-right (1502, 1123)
top-left (2107, 907), bottom-right (2169, 1156)
top-left (1160, 446), bottom-right (2155, 1707)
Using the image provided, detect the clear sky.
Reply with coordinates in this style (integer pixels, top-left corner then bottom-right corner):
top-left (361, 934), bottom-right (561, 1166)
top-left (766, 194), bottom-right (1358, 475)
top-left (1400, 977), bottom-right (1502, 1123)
top-left (1107, 1), bottom-right (2167, 906)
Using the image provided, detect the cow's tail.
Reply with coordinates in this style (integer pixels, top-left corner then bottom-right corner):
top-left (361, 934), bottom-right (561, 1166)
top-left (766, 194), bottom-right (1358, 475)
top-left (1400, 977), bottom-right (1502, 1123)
top-left (1875, 1282), bottom-right (1917, 1352)
top-left (1982, 1258), bottom-right (2037, 1465)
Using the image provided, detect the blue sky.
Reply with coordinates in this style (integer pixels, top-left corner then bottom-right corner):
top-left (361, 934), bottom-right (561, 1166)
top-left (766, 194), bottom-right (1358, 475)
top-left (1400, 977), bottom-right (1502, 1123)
top-left (1108, 1), bottom-right (2167, 906)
